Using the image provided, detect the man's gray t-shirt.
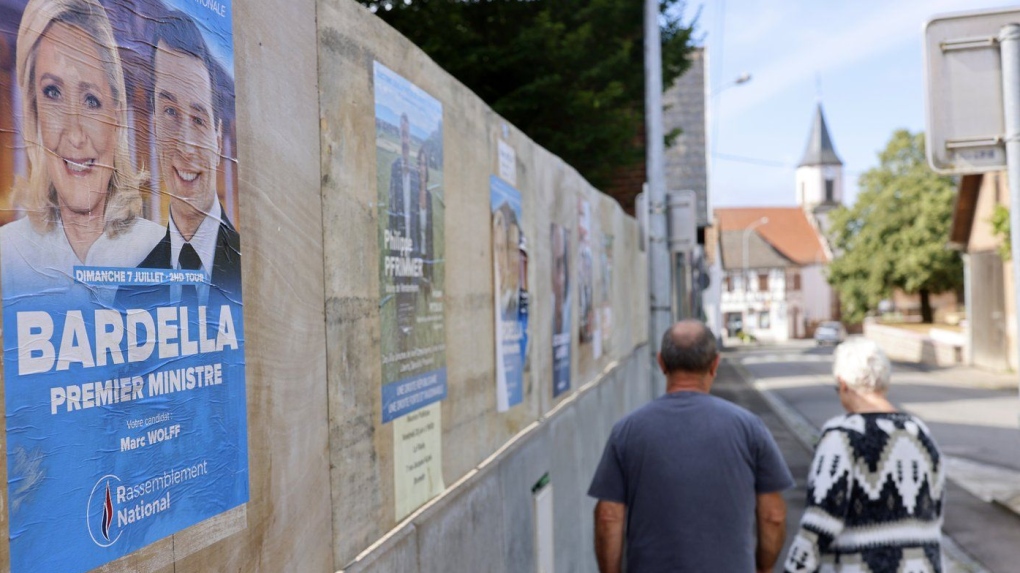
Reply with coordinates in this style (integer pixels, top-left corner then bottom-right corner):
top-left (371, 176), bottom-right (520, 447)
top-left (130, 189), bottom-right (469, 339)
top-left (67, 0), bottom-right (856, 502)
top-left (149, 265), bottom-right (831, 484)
top-left (588, 391), bottom-right (794, 572)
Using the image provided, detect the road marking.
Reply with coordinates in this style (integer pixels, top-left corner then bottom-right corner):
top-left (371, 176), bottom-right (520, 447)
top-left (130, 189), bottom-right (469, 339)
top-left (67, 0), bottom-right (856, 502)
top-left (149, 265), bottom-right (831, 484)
top-left (738, 353), bottom-right (833, 364)
top-left (751, 375), bottom-right (832, 390)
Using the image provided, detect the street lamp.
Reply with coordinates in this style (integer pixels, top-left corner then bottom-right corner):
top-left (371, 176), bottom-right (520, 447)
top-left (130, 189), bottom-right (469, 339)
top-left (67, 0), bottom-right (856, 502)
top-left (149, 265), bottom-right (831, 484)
top-left (711, 72), bottom-right (752, 97)
top-left (710, 72), bottom-right (753, 159)
top-left (742, 216), bottom-right (769, 329)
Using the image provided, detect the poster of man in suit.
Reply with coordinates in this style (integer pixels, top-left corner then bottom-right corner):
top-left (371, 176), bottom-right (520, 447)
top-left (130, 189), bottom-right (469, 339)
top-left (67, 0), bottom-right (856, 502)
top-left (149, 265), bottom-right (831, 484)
top-left (551, 223), bottom-right (571, 397)
top-left (374, 62), bottom-right (446, 423)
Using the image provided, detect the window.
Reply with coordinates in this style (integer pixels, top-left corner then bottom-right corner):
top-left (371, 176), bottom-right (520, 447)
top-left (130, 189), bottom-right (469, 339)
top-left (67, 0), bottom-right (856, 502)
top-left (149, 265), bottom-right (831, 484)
top-left (759, 311), bottom-right (770, 329)
top-left (758, 273), bottom-right (768, 292)
top-left (825, 179), bottom-right (835, 202)
top-left (792, 272), bottom-right (801, 291)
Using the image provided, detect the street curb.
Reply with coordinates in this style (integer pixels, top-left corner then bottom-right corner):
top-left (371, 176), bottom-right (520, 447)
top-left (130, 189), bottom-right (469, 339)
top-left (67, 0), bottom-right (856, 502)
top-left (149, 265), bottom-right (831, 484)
top-left (722, 357), bottom-right (992, 573)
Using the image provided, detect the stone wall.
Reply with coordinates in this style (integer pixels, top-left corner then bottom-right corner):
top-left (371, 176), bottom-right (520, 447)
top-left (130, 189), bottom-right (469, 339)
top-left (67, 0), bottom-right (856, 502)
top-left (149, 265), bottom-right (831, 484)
top-left (864, 321), bottom-right (963, 367)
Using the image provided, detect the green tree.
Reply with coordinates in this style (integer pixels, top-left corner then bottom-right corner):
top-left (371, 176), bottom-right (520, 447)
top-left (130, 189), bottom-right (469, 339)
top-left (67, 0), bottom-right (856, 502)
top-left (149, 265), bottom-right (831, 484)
top-left (827, 130), bottom-right (962, 323)
top-left (358, 0), bottom-right (695, 194)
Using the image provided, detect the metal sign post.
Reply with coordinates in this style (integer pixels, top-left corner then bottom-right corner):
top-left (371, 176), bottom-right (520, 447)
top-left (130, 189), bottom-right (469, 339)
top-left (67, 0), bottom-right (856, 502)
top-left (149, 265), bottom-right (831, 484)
top-left (925, 8), bottom-right (1020, 420)
top-left (1000, 24), bottom-right (1020, 418)
top-left (645, 0), bottom-right (671, 395)
top-left (667, 191), bottom-right (698, 320)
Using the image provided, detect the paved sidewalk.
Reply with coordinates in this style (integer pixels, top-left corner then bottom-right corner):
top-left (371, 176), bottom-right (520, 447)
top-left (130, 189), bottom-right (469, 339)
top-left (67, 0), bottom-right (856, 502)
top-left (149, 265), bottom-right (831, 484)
top-left (713, 357), bottom-right (994, 573)
top-left (894, 361), bottom-right (1018, 392)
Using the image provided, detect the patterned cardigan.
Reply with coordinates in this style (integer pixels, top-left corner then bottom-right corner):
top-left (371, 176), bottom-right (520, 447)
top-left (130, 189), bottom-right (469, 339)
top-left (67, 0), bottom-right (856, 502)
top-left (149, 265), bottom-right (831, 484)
top-left (784, 412), bottom-right (945, 573)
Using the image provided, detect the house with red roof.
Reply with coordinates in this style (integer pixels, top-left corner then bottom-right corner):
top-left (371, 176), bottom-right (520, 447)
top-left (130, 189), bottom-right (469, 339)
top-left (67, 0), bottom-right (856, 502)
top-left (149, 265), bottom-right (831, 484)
top-left (705, 105), bottom-right (841, 341)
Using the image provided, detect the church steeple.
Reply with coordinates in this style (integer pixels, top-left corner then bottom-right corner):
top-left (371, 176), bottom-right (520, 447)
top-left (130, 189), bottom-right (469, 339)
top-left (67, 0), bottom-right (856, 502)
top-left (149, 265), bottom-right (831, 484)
top-left (795, 104), bottom-right (843, 214)
top-left (798, 104), bottom-right (842, 167)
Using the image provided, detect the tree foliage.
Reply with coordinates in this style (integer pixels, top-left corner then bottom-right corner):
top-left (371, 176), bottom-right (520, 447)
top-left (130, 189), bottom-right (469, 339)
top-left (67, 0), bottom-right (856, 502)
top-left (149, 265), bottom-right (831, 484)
top-left (826, 130), bottom-right (962, 323)
top-left (358, 0), bottom-right (695, 191)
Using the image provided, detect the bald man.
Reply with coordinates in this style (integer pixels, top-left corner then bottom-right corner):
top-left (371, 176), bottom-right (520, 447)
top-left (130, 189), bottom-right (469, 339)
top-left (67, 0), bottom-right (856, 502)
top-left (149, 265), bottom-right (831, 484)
top-left (588, 320), bottom-right (794, 573)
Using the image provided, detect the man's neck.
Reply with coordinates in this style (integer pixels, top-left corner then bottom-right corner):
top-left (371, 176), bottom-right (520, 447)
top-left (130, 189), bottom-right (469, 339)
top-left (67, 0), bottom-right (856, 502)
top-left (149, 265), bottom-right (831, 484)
top-left (172, 199), bottom-right (216, 241)
top-left (665, 373), bottom-right (711, 394)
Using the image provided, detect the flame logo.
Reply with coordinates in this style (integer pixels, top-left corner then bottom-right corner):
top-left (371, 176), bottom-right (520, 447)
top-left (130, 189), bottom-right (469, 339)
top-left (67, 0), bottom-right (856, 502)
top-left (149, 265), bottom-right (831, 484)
top-left (87, 474), bottom-right (121, 547)
top-left (101, 481), bottom-right (113, 541)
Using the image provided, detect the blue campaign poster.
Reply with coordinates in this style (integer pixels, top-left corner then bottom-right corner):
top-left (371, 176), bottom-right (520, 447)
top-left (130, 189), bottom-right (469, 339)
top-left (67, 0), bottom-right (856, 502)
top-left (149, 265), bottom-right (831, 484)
top-left (550, 223), bottom-right (571, 397)
top-left (491, 176), bottom-right (528, 411)
top-left (0, 1), bottom-right (247, 571)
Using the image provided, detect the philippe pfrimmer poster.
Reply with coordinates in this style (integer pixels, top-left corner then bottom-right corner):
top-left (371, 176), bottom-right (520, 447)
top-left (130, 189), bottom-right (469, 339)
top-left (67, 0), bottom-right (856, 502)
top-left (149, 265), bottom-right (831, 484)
top-left (0, 0), bottom-right (247, 571)
top-left (374, 61), bottom-right (447, 424)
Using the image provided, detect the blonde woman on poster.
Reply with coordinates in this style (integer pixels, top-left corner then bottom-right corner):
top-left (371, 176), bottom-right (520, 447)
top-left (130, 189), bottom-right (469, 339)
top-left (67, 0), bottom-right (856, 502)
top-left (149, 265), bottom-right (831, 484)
top-left (1, 0), bottom-right (164, 301)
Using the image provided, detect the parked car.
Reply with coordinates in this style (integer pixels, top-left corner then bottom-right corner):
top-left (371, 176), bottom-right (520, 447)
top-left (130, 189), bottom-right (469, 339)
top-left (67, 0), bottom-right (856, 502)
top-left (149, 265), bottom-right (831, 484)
top-left (814, 321), bottom-right (847, 346)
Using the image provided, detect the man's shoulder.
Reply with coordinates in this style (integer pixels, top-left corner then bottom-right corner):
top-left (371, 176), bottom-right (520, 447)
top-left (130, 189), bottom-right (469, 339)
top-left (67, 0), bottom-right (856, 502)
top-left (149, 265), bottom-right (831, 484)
top-left (616, 392), bottom-right (760, 430)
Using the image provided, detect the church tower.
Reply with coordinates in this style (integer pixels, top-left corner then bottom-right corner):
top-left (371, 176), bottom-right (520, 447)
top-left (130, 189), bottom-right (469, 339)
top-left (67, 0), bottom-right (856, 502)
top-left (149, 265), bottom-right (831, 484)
top-left (795, 104), bottom-right (843, 222)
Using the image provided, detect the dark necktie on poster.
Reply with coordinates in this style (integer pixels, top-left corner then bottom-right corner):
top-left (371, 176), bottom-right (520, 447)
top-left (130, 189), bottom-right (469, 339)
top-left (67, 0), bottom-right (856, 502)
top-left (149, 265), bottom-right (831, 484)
top-left (180, 242), bottom-right (201, 307)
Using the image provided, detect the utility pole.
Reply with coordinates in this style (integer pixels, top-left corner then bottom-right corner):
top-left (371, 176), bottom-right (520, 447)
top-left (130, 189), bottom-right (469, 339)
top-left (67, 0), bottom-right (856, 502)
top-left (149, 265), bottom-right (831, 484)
top-left (645, 0), bottom-right (671, 394)
top-left (1000, 23), bottom-right (1020, 409)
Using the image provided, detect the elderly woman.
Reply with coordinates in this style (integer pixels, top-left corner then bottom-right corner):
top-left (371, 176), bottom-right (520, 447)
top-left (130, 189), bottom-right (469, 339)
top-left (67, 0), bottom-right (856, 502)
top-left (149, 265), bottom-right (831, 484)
top-left (1, 0), bottom-right (163, 300)
top-left (784, 337), bottom-right (945, 573)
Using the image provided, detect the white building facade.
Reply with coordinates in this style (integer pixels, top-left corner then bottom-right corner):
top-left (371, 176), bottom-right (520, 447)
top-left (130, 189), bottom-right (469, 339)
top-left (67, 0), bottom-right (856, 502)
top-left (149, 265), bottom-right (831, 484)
top-left (706, 105), bottom-right (842, 341)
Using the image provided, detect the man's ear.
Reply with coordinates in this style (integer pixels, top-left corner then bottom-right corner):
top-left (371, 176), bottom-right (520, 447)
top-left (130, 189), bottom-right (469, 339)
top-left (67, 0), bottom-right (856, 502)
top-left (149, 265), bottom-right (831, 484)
top-left (708, 354), bottom-right (721, 377)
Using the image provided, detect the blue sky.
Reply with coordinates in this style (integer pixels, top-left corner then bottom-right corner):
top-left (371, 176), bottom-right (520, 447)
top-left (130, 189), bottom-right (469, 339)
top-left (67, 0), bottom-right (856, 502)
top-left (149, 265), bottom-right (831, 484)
top-left (678, 0), bottom-right (1011, 208)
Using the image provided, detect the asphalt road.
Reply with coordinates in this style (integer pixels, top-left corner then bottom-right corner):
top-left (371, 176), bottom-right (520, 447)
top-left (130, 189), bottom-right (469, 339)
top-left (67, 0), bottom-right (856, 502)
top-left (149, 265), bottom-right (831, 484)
top-left (716, 341), bottom-right (1020, 573)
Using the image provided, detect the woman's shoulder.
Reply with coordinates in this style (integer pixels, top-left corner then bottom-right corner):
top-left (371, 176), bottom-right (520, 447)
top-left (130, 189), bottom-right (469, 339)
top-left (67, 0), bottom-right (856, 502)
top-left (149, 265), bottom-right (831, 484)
top-left (93, 217), bottom-right (166, 267)
top-left (123, 216), bottom-right (167, 241)
top-left (0, 216), bottom-right (36, 239)
top-left (820, 413), bottom-right (866, 435)
top-left (0, 217), bottom-right (56, 255)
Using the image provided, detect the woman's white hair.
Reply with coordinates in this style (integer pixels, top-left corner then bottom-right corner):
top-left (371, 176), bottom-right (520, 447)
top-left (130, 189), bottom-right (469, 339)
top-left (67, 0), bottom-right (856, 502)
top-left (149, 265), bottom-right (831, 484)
top-left (833, 337), bottom-right (891, 393)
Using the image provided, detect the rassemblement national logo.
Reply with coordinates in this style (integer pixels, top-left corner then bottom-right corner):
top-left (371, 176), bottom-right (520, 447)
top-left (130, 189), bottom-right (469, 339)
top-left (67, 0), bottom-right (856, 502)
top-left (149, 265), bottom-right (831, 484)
top-left (87, 475), bottom-right (122, 547)
top-left (86, 472), bottom-right (174, 548)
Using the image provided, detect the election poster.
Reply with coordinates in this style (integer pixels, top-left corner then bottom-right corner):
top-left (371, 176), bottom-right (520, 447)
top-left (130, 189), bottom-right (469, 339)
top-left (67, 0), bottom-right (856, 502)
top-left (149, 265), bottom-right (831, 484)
top-left (577, 198), bottom-right (596, 347)
top-left (0, 1), bottom-right (246, 571)
top-left (374, 62), bottom-right (447, 423)
top-left (393, 402), bottom-right (445, 520)
top-left (599, 233), bottom-right (614, 355)
top-left (491, 176), bottom-right (527, 411)
top-left (550, 223), bottom-right (571, 397)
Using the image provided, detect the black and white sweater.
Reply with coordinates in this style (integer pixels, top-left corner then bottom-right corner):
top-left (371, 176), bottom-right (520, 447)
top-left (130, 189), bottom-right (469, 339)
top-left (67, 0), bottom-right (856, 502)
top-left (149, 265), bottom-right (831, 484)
top-left (784, 412), bottom-right (945, 573)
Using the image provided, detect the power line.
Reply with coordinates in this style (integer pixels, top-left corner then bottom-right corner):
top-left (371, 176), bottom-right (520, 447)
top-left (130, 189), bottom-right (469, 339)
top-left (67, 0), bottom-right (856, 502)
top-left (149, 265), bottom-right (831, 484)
top-left (712, 153), bottom-right (793, 168)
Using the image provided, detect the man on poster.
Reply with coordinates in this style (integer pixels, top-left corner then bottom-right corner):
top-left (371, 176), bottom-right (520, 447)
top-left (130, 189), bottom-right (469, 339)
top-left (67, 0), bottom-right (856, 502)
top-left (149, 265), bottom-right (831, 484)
top-left (388, 114), bottom-right (424, 339)
top-left (122, 10), bottom-right (241, 307)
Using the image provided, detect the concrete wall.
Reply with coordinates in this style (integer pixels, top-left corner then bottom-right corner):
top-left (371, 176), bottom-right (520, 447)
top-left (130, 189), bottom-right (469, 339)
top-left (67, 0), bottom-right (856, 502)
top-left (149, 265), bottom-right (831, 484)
top-left (801, 264), bottom-right (833, 324)
top-left (864, 321), bottom-right (963, 367)
top-left (0, 0), bottom-right (650, 571)
top-left (317, 2), bottom-right (649, 570)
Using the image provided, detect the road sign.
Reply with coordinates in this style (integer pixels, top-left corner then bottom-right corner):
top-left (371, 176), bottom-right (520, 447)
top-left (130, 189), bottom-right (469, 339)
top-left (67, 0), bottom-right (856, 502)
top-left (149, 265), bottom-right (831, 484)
top-left (924, 8), bottom-right (1020, 174)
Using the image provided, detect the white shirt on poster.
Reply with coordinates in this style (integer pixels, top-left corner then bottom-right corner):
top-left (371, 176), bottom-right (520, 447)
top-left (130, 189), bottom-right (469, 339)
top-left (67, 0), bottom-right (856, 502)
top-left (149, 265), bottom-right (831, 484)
top-left (0, 215), bottom-right (165, 305)
top-left (168, 200), bottom-right (221, 305)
